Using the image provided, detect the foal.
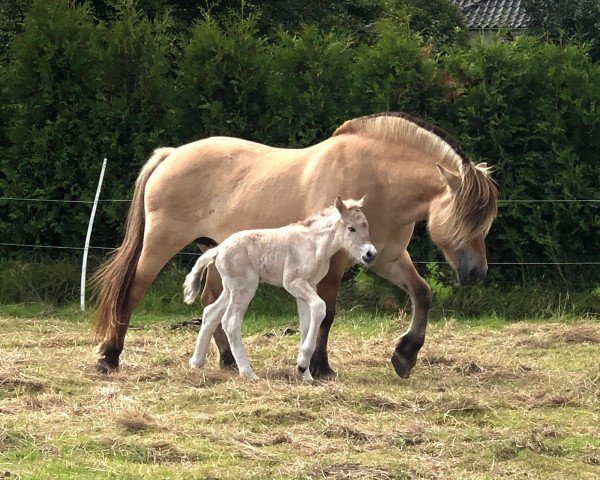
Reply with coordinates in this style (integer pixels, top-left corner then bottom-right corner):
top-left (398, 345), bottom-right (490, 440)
top-left (183, 197), bottom-right (377, 381)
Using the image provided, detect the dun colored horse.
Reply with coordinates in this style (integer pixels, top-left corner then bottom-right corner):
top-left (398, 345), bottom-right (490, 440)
top-left (93, 112), bottom-right (498, 378)
top-left (183, 197), bottom-right (375, 381)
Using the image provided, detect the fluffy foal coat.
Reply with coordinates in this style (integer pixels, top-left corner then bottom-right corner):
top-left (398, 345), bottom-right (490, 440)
top-left (183, 197), bottom-right (376, 381)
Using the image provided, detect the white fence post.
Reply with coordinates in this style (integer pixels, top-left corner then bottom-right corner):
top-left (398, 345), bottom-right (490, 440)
top-left (80, 158), bottom-right (107, 311)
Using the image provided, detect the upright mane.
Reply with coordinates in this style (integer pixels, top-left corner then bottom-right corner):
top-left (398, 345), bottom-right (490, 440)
top-left (296, 199), bottom-right (363, 227)
top-left (334, 112), bottom-right (498, 245)
top-left (333, 112), bottom-right (468, 173)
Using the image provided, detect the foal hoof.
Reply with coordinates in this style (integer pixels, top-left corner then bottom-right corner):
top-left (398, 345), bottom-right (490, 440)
top-left (189, 357), bottom-right (205, 369)
top-left (391, 351), bottom-right (413, 379)
top-left (298, 366), bottom-right (314, 382)
top-left (95, 358), bottom-right (118, 374)
top-left (240, 371), bottom-right (259, 381)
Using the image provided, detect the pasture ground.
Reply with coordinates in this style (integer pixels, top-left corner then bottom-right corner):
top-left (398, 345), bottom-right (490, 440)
top-left (1, 313), bottom-right (599, 479)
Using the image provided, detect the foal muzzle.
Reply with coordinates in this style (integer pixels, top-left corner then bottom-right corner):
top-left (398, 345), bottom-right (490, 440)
top-left (361, 244), bottom-right (377, 265)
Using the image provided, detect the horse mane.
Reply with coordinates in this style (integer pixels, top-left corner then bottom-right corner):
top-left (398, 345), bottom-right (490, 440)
top-left (447, 162), bottom-right (499, 246)
top-left (333, 112), bottom-right (498, 245)
top-left (333, 112), bottom-right (468, 173)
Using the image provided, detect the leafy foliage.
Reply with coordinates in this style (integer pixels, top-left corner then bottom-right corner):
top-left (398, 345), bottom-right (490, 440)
top-left (523, 0), bottom-right (600, 61)
top-left (1, 1), bottom-right (598, 286)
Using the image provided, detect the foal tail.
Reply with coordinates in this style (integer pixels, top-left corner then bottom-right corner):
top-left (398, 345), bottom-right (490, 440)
top-left (92, 147), bottom-right (175, 343)
top-left (183, 248), bottom-right (219, 305)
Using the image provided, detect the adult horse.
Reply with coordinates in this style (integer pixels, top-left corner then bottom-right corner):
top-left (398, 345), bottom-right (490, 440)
top-left (93, 112), bottom-right (498, 378)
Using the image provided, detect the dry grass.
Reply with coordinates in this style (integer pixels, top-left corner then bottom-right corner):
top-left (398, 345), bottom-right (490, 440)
top-left (0, 315), bottom-right (599, 479)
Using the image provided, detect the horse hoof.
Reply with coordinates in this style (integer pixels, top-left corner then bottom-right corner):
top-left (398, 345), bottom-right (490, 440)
top-left (309, 364), bottom-right (337, 380)
top-left (95, 358), bottom-right (118, 373)
top-left (219, 352), bottom-right (239, 371)
top-left (391, 351), bottom-right (412, 379)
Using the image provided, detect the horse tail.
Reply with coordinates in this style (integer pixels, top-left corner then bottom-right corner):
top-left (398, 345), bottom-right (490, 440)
top-left (183, 248), bottom-right (219, 305)
top-left (92, 147), bottom-right (175, 342)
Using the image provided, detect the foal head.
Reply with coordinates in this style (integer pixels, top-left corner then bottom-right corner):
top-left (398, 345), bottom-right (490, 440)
top-left (333, 196), bottom-right (377, 266)
top-left (428, 162), bottom-right (498, 286)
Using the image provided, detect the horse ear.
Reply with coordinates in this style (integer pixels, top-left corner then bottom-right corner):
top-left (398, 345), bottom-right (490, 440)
top-left (335, 196), bottom-right (347, 213)
top-left (356, 194), bottom-right (367, 207)
top-left (436, 164), bottom-right (461, 191)
top-left (477, 162), bottom-right (488, 170)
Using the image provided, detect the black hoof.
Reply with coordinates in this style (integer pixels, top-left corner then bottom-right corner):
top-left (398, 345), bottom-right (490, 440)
top-left (309, 363), bottom-right (337, 380)
top-left (391, 351), bottom-right (412, 379)
top-left (96, 358), bottom-right (118, 373)
top-left (390, 334), bottom-right (423, 379)
top-left (219, 351), bottom-right (238, 371)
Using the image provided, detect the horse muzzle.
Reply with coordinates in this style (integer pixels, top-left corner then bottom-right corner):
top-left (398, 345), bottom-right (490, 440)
top-left (360, 244), bottom-right (377, 266)
top-left (456, 249), bottom-right (487, 286)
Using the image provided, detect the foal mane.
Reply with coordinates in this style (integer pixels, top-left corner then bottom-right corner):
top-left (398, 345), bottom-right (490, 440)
top-left (296, 199), bottom-right (363, 227)
top-left (333, 112), bottom-right (498, 245)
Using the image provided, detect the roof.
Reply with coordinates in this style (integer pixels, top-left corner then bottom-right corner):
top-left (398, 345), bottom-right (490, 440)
top-left (455, 0), bottom-right (529, 30)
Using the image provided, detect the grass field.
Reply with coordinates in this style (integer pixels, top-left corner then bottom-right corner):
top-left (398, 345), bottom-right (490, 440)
top-left (1, 310), bottom-right (599, 479)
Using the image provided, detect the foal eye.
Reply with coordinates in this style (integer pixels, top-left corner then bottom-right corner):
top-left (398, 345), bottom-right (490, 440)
top-left (348, 227), bottom-right (356, 233)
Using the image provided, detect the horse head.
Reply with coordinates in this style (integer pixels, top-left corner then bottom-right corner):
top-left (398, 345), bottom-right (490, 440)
top-left (428, 162), bottom-right (498, 286)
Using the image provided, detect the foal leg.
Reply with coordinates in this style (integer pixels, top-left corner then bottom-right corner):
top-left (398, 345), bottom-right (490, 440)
top-left (285, 279), bottom-right (326, 382)
top-left (373, 251), bottom-right (432, 379)
top-left (296, 298), bottom-right (310, 345)
top-left (200, 265), bottom-right (237, 370)
top-left (190, 288), bottom-right (230, 369)
top-left (221, 276), bottom-right (259, 380)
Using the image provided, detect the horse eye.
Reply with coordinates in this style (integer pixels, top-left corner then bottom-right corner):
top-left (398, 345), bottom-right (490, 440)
top-left (348, 227), bottom-right (356, 232)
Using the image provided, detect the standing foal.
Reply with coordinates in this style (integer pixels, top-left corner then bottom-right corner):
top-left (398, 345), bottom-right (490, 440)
top-left (183, 197), bottom-right (376, 381)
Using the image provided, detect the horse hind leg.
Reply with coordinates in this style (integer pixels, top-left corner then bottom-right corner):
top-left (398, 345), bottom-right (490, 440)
top-left (96, 233), bottom-right (188, 372)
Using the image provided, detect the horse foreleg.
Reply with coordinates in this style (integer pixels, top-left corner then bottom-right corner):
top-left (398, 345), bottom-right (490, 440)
top-left (200, 266), bottom-right (237, 370)
top-left (310, 251), bottom-right (347, 379)
top-left (374, 251), bottom-right (432, 379)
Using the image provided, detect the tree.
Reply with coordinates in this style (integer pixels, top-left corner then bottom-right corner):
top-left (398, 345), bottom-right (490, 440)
top-left (523, 0), bottom-right (600, 61)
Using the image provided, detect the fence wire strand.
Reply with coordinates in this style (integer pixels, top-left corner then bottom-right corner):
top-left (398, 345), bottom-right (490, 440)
top-left (1, 196), bottom-right (599, 266)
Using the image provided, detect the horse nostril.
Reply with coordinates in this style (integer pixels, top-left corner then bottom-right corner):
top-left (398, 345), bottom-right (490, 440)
top-left (366, 251), bottom-right (373, 258)
top-left (467, 268), bottom-right (477, 281)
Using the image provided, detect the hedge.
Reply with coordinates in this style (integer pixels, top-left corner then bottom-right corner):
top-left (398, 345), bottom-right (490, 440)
top-left (1, 0), bottom-right (598, 285)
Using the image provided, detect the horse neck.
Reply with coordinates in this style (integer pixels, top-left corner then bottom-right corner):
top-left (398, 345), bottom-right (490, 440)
top-left (376, 152), bottom-right (448, 224)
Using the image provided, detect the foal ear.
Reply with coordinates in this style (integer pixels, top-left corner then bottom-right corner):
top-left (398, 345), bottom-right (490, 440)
top-left (356, 194), bottom-right (367, 207)
top-left (436, 164), bottom-right (462, 191)
top-left (334, 196), bottom-right (347, 214)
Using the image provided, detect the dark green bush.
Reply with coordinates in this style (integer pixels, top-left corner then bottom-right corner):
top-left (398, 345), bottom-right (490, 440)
top-left (261, 27), bottom-right (355, 146)
top-left (1, 1), bottom-right (598, 290)
top-left (439, 37), bottom-right (600, 282)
